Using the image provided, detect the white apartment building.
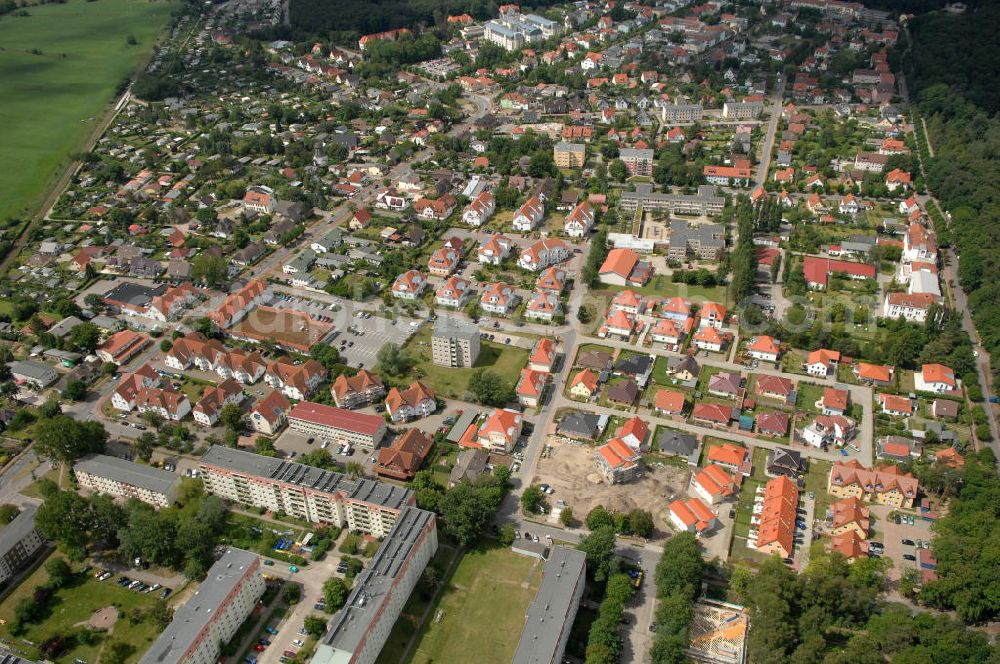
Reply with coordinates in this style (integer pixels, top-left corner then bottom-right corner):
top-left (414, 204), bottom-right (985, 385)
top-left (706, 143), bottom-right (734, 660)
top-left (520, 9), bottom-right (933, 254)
top-left (138, 548), bottom-right (265, 664)
top-left (74, 454), bottom-right (179, 508)
top-left (0, 506), bottom-right (44, 587)
top-left (199, 446), bottom-right (414, 538)
top-left (311, 508), bottom-right (437, 664)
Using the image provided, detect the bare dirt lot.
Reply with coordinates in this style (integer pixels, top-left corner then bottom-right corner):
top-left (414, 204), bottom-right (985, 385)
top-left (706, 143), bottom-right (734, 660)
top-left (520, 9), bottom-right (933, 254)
top-left (531, 437), bottom-right (691, 535)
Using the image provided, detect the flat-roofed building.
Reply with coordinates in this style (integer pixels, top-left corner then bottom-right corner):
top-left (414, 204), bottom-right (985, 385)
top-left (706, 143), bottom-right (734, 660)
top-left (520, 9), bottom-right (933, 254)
top-left (138, 548), bottom-right (265, 664)
top-left (0, 646), bottom-right (40, 663)
top-left (199, 446), bottom-right (413, 537)
top-left (511, 547), bottom-right (587, 664)
top-left (553, 142), bottom-right (586, 169)
top-left (288, 401), bottom-right (387, 449)
top-left (619, 184), bottom-right (724, 215)
top-left (431, 317), bottom-right (480, 367)
top-left (74, 454), bottom-right (179, 508)
top-left (312, 507), bottom-right (437, 664)
top-left (0, 506), bottom-right (44, 586)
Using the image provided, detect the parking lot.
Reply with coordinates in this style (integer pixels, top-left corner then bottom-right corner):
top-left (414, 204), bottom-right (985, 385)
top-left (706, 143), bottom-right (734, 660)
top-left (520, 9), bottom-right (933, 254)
top-left (334, 311), bottom-right (423, 368)
top-left (869, 504), bottom-right (933, 582)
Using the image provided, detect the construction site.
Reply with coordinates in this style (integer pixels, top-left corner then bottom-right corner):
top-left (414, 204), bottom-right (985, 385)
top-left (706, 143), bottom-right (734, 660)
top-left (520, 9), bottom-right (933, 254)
top-left (688, 598), bottom-right (749, 664)
top-left (530, 437), bottom-right (690, 534)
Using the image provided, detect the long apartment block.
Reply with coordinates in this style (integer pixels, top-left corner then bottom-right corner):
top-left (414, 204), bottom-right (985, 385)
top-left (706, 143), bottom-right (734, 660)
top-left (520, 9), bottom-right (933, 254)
top-left (312, 507), bottom-right (437, 664)
top-left (139, 548), bottom-right (265, 664)
top-left (74, 454), bottom-right (180, 508)
top-left (199, 445), bottom-right (413, 537)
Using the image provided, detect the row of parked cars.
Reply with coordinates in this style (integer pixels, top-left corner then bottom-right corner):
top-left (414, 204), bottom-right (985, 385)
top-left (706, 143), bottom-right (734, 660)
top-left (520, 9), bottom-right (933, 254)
top-left (94, 569), bottom-right (171, 599)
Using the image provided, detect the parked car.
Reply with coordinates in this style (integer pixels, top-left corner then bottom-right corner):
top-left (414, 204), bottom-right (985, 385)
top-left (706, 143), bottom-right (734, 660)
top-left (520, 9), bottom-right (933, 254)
top-left (903, 554), bottom-right (917, 561)
top-left (901, 538), bottom-right (915, 546)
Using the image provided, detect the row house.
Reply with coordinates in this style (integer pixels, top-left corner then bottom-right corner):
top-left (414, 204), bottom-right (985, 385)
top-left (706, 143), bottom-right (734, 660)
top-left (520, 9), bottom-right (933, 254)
top-left (518, 238), bottom-right (569, 271)
top-left (136, 386), bottom-right (191, 421)
top-left (477, 234), bottom-right (514, 265)
top-left (331, 370), bottom-right (386, 410)
top-left (480, 282), bottom-right (518, 316)
top-left (563, 201), bottom-right (595, 237)
top-left (462, 191), bottom-right (496, 227)
top-left (525, 290), bottom-right (561, 322)
top-left (512, 195), bottom-right (546, 231)
top-left (264, 358), bottom-right (327, 400)
top-left (193, 379), bottom-right (245, 427)
top-left (391, 270), bottom-right (428, 300)
top-left (385, 381), bottom-right (436, 423)
top-left (436, 276), bottom-right (473, 308)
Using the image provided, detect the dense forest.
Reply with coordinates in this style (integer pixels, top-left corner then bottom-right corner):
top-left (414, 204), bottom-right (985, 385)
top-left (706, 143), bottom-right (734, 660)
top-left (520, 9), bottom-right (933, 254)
top-left (900, 3), bottom-right (1000, 387)
top-left (287, 0), bottom-right (562, 42)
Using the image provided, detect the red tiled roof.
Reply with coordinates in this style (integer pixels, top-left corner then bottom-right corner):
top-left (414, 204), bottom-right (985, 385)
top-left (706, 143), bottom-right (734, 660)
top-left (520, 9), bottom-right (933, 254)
top-left (288, 401), bottom-right (384, 435)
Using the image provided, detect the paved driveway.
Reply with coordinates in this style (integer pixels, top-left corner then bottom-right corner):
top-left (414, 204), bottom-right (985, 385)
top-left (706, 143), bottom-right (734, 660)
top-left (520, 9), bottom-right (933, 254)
top-left (258, 551), bottom-right (343, 664)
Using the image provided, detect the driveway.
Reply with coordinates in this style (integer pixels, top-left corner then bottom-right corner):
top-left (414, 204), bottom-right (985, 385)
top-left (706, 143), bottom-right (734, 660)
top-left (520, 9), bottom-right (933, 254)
top-left (257, 551), bottom-right (343, 664)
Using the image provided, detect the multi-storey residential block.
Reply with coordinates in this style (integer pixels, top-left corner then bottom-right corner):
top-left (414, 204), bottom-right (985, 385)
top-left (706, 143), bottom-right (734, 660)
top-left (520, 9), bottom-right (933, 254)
top-left (431, 318), bottom-right (480, 367)
top-left (553, 142), bottom-right (586, 169)
top-left (0, 506), bottom-right (44, 587)
top-left (138, 548), bottom-right (265, 664)
top-left (199, 445), bottom-right (413, 536)
top-left (74, 454), bottom-right (179, 508)
top-left (722, 100), bottom-right (765, 119)
top-left (330, 370), bottom-right (386, 409)
top-left (311, 507), bottom-right (437, 664)
top-left (619, 148), bottom-right (654, 177)
top-left (511, 547), bottom-right (587, 664)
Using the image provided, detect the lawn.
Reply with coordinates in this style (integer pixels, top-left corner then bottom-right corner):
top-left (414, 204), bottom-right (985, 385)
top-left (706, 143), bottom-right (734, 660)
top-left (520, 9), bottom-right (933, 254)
top-left (405, 542), bottom-right (542, 664)
top-left (0, 552), bottom-right (165, 663)
top-left (728, 447), bottom-right (775, 566)
top-left (795, 381), bottom-right (826, 414)
top-left (803, 458), bottom-right (834, 517)
top-left (375, 542), bottom-right (461, 664)
top-left (595, 277), bottom-right (729, 304)
top-left (0, 0), bottom-right (179, 221)
top-left (405, 325), bottom-right (528, 400)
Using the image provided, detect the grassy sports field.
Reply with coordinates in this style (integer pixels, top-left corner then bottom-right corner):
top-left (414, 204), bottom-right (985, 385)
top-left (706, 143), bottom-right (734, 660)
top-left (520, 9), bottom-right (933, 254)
top-left (0, 0), bottom-right (178, 222)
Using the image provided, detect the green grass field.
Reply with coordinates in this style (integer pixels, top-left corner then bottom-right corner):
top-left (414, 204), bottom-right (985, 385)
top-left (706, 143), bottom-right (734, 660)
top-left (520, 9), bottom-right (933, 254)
top-left (405, 326), bottom-right (528, 400)
top-left (0, 0), bottom-right (178, 221)
top-left (0, 552), bottom-right (165, 663)
top-left (406, 543), bottom-right (542, 664)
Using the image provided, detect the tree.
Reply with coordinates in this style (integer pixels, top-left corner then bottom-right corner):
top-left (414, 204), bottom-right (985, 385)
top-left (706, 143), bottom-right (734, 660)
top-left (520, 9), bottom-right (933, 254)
top-left (192, 254), bottom-right (228, 288)
top-left (609, 159), bottom-right (628, 182)
top-left (376, 342), bottom-right (411, 376)
top-left (36, 491), bottom-right (93, 559)
top-left (323, 578), bottom-right (350, 612)
top-left (438, 476), bottom-right (506, 547)
top-left (254, 436), bottom-right (277, 457)
top-left (559, 506), bottom-right (575, 527)
top-left (67, 322), bottom-right (100, 353)
top-left (63, 379), bottom-right (87, 402)
top-left (520, 485), bottom-right (543, 514)
top-left (103, 642), bottom-right (134, 664)
top-left (160, 339), bottom-right (173, 352)
top-left (45, 557), bottom-right (72, 589)
top-left (468, 369), bottom-right (513, 406)
top-left (284, 583), bottom-right (302, 604)
top-left (628, 509), bottom-right (654, 539)
top-left (586, 506), bottom-right (614, 531)
top-left (133, 432), bottom-right (155, 462)
top-left (499, 523), bottom-right (516, 546)
top-left (219, 404), bottom-right (243, 432)
top-left (0, 504), bottom-right (19, 524)
top-left (578, 527), bottom-right (617, 582)
top-left (34, 417), bottom-right (107, 463)
top-left (303, 615), bottom-right (327, 638)
top-left (299, 449), bottom-right (337, 470)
